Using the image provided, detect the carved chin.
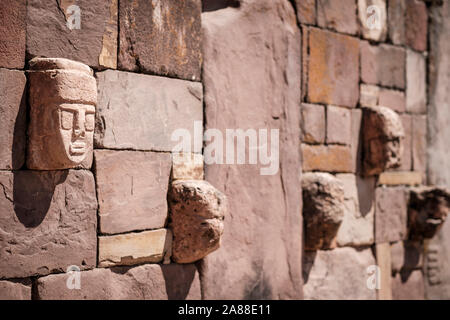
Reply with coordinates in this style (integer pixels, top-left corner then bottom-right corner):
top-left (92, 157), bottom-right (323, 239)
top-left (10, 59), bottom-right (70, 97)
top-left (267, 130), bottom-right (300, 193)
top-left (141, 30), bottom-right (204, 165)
top-left (64, 142), bottom-right (87, 164)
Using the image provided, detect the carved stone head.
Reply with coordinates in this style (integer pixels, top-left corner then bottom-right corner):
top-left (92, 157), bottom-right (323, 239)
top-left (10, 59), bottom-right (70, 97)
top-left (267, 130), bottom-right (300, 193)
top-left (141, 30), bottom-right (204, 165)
top-left (27, 58), bottom-right (97, 170)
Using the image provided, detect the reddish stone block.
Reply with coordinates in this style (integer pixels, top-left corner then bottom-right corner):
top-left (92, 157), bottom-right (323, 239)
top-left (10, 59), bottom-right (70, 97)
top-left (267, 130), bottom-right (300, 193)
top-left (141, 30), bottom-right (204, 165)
top-left (119, 0), bottom-right (202, 81)
top-left (295, 0), bottom-right (316, 25)
top-left (326, 105), bottom-right (352, 145)
top-left (388, 0), bottom-right (406, 45)
top-left (0, 0), bottom-right (26, 68)
top-left (301, 103), bottom-right (325, 144)
top-left (406, 50), bottom-right (427, 114)
top-left (0, 69), bottom-right (26, 170)
top-left (361, 41), bottom-right (406, 89)
top-left (379, 88), bottom-right (406, 113)
top-left (317, 0), bottom-right (358, 35)
top-left (405, 0), bottom-right (428, 52)
top-left (412, 115), bottom-right (427, 173)
top-left (302, 144), bottom-right (353, 173)
top-left (308, 28), bottom-right (359, 108)
top-left (392, 270), bottom-right (425, 300)
top-left (0, 281), bottom-right (31, 300)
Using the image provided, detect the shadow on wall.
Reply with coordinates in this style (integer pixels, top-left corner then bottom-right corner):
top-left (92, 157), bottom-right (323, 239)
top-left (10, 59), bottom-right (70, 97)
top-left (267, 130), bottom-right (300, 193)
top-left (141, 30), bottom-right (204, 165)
top-left (202, 0), bottom-right (240, 12)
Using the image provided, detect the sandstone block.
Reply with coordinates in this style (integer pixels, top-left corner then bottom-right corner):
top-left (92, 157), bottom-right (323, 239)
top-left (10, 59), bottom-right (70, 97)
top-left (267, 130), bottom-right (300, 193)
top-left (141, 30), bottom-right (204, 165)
top-left (303, 247), bottom-right (376, 300)
top-left (360, 84), bottom-right (380, 108)
top-left (36, 264), bottom-right (201, 300)
top-left (375, 186), bottom-right (408, 243)
top-left (302, 144), bottom-right (353, 173)
top-left (336, 174), bottom-right (375, 247)
top-left (361, 41), bottom-right (406, 89)
top-left (27, 58), bottom-right (97, 170)
top-left (379, 89), bottom-right (406, 113)
top-left (412, 115), bottom-right (427, 174)
top-left (376, 242), bottom-right (392, 300)
top-left (301, 103), bottom-right (325, 144)
top-left (378, 172), bottom-right (422, 186)
top-left (405, 0), bottom-right (428, 52)
top-left (392, 270), bottom-right (425, 300)
top-left (0, 69), bottom-right (26, 170)
top-left (326, 105), bottom-right (352, 145)
top-left (119, 0), bottom-right (202, 81)
top-left (391, 241), bottom-right (423, 274)
top-left (302, 173), bottom-right (345, 250)
top-left (396, 114), bottom-right (412, 171)
top-left (0, 281), bottom-right (31, 300)
top-left (0, 0), bottom-right (26, 68)
top-left (98, 229), bottom-right (172, 268)
top-left (358, 0), bottom-right (388, 41)
top-left (308, 28), bottom-right (359, 108)
top-left (95, 150), bottom-right (171, 235)
top-left (95, 70), bottom-right (203, 153)
top-left (351, 109), bottom-right (363, 173)
top-left (362, 106), bottom-right (405, 176)
top-left (406, 50), bottom-right (427, 114)
top-left (388, 0), bottom-right (406, 45)
top-left (0, 170), bottom-right (97, 279)
top-left (172, 153), bottom-right (204, 180)
top-left (168, 180), bottom-right (226, 263)
top-left (27, 0), bottom-right (118, 69)
top-left (294, 0), bottom-right (316, 25)
top-left (317, 0), bottom-right (358, 35)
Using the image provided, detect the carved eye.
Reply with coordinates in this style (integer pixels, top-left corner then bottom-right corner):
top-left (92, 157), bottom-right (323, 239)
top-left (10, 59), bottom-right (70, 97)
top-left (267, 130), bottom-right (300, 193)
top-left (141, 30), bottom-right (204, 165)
top-left (61, 110), bottom-right (74, 130)
top-left (85, 113), bottom-right (95, 132)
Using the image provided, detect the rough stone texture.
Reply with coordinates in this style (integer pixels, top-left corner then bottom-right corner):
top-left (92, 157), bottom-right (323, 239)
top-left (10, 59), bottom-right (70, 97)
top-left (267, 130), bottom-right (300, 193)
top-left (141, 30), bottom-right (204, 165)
top-left (27, 58), bottom-right (97, 170)
top-left (336, 174), bottom-right (375, 247)
top-left (362, 106), bottom-right (405, 176)
top-left (36, 264), bottom-right (201, 300)
top-left (379, 89), bottom-right (406, 113)
top-left (376, 242), bottom-right (392, 300)
top-left (392, 270), bottom-right (425, 300)
top-left (360, 84), bottom-right (380, 108)
top-left (388, 0), bottom-right (406, 45)
top-left (391, 241), bottom-right (423, 274)
top-left (308, 28), bottom-right (359, 108)
top-left (302, 144), bottom-right (353, 173)
top-left (408, 187), bottom-right (450, 240)
top-left (317, 0), bottom-right (358, 35)
top-left (0, 281), bottom-right (31, 300)
top-left (95, 70), bottom-right (203, 153)
top-left (301, 103), bottom-right (325, 144)
top-left (172, 153), bottom-right (204, 180)
top-left (351, 109), bottom-right (363, 173)
top-left (360, 41), bottom-right (405, 89)
top-left (27, 0), bottom-right (118, 69)
top-left (98, 229), bottom-right (172, 268)
top-left (0, 69), bottom-right (26, 170)
top-left (303, 247), bottom-right (376, 300)
top-left (375, 186), bottom-right (408, 243)
top-left (378, 172), bottom-right (422, 186)
top-left (412, 115), bottom-right (427, 174)
top-left (396, 114), bottom-right (412, 171)
top-left (119, 0), bottom-right (202, 81)
top-left (0, 0), bottom-right (26, 68)
top-left (326, 105), bottom-right (352, 145)
top-left (295, 0), bottom-right (316, 25)
top-left (202, 0), bottom-right (303, 299)
top-left (406, 50), bottom-right (427, 114)
top-left (95, 150), bottom-right (171, 235)
top-left (0, 170), bottom-right (97, 279)
top-left (358, 0), bottom-right (388, 42)
top-left (405, 0), bottom-right (428, 52)
top-left (302, 173), bottom-right (345, 250)
top-left (168, 180), bottom-right (226, 263)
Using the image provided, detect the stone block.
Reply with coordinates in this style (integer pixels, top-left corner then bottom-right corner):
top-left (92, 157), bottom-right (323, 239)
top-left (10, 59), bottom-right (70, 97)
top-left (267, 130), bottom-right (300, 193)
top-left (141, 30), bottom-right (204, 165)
top-left (358, 0), bottom-right (388, 41)
top-left (95, 150), bottom-right (172, 235)
top-left (376, 242), bottom-right (392, 300)
top-left (172, 153), bottom-right (204, 180)
top-left (302, 144), bottom-right (353, 173)
top-left (392, 270), bottom-right (425, 300)
top-left (351, 109), bottom-right (363, 173)
top-left (0, 281), bottom-right (31, 300)
top-left (406, 50), bottom-right (427, 114)
top-left (326, 105), bottom-right (352, 145)
top-left (405, 0), bottom-right (428, 52)
top-left (378, 172), bottom-right (422, 186)
top-left (412, 115), bottom-right (427, 174)
top-left (301, 103), bottom-right (325, 144)
top-left (360, 84), bottom-right (380, 108)
top-left (317, 0), bottom-right (358, 35)
top-left (0, 0), bottom-right (26, 68)
top-left (294, 0), bottom-right (316, 25)
top-left (379, 89), bottom-right (406, 113)
top-left (396, 114), bottom-right (412, 171)
top-left (388, 0), bottom-right (406, 45)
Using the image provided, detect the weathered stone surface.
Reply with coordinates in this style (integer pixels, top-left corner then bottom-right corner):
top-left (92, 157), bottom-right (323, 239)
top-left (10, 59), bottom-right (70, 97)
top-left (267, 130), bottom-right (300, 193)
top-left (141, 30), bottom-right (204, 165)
top-left (362, 106), bottom-right (405, 176)
top-left (391, 241), bottom-right (423, 274)
top-left (0, 0), bottom-right (26, 68)
top-left (405, 0), bottom-right (428, 52)
top-left (407, 50), bottom-right (427, 114)
top-left (0, 170), bottom-right (97, 279)
top-left (98, 229), bottom-right (172, 268)
top-left (27, 58), bottom-right (97, 170)
top-left (172, 153), bottom-right (204, 180)
top-left (0, 281), bottom-right (31, 300)
top-left (326, 105), bottom-right (352, 145)
top-left (119, 0), bottom-right (202, 81)
top-left (317, 0), bottom-right (358, 35)
top-left (301, 104), bottom-right (325, 144)
top-left (351, 108), bottom-right (362, 173)
top-left (360, 84), bottom-right (380, 108)
top-left (379, 88), bottom-right (406, 113)
top-left (168, 180), bottom-right (226, 263)
top-left (378, 172), bottom-right (422, 186)
top-left (412, 115), bottom-right (427, 177)
top-left (361, 41), bottom-right (405, 89)
top-left (36, 264), bottom-right (201, 300)
top-left (302, 173), bottom-right (345, 250)
top-left (336, 174), bottom-right (375, 247)
top-left (27, 0), bottom-right (118, 69)
top-left (388, 0), bottom-right (406, 45)
top-left (303, 247), bottom-right (376, 300)
top-left (408, 187), bottom-right (450, 240)
top-left (302, 144), bottom-right (353, 173)
top-left (294, 0), bottom-right (316, 25)
top-left (95, 150), bottom-right (171, 235)
top-left (95, 70), bottom-right (203, 153)
top-left (376, 242), bottom-right (392, 300)
top-left (392, 270), bottom-right (425, 300)
top-left (396, 114), bottom-right (412, 171)
top-left (202, 0), bottom-right (303, 299)
top-left (358, 0), bottom-right (388, 41)
top-left (0, 69), bottom-right (26, 170)
top-left (308, 28), bottom-right (359, 108)
top-left (375, 186), bottom-right (408, 243)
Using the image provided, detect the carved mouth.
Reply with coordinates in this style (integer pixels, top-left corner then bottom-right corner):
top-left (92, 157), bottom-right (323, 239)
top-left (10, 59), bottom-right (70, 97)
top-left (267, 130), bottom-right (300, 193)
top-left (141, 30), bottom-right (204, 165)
top-left (70, 141), bottom-right (86, 155)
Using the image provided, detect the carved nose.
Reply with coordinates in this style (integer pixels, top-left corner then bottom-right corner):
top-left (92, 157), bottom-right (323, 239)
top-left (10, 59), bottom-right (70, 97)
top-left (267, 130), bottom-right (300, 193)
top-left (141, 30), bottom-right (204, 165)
top-left (73, 112), bottom-right (85, 136)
